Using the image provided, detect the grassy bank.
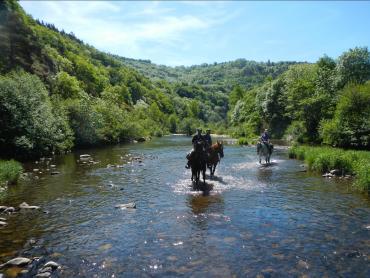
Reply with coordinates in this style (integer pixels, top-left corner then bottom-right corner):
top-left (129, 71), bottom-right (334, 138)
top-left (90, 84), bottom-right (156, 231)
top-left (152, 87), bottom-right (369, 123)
top-left (289, 146), bottom-right (370, 192)
top-left (0, 160), bottom-right (23, 185)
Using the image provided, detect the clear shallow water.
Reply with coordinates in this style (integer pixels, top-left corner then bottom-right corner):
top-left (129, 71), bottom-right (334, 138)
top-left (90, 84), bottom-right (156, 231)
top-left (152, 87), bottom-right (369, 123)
top-left (0, 135), bottom-right (369, 277)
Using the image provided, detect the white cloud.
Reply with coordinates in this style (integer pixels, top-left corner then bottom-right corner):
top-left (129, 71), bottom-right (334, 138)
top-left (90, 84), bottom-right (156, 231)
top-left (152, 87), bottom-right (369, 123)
top-left (20, 1), bottom-right (238, 65)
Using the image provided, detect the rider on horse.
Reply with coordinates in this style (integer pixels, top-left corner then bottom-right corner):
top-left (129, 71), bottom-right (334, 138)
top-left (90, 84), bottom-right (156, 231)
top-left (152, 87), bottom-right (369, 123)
top-left (186, 128), bottom-right (206, 169)
top-left (203, 129), bottom-right (212, 149)
top-left (259, 129), bottom-right (273, 154)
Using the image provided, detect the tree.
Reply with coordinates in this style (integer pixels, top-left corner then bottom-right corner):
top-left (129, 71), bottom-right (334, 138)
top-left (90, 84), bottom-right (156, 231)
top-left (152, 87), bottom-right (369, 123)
top-left (0, 72), bottom-right (73, 157)
top-left (337, 47), bottom-right (370, 86)
top-left (53, 71), bottom-right (83, 99)
top-left (229, 85), bottom-right (244, 106)
top-left (320, 82), bottom-right (370, 148)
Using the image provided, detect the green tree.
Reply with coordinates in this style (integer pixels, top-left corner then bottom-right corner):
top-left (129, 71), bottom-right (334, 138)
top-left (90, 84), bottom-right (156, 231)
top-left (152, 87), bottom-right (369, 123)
top-left (337, 47), bottom-right (370, 86)
top-left (0, 72), bottom-right (73, 157)
top-left (53, 71), bottom-right (83, 99)
top-left (320, 82), bottom-right (370, 148)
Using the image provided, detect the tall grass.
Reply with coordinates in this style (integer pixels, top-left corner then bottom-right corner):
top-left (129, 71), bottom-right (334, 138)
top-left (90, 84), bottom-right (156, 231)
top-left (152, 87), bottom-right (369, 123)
top-left (289, 146), bottom-right (370, 192)
top-left (0, 160), bottom-right (23, 185)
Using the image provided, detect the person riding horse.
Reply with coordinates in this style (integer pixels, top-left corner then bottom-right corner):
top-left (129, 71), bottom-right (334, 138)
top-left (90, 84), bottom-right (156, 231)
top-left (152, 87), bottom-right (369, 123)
top-left (203, 129), bottom-right (212, 150)
top-left (259, 129), bottom-right (273, 155)
top-left (186, 129), bottom-right (206, 169)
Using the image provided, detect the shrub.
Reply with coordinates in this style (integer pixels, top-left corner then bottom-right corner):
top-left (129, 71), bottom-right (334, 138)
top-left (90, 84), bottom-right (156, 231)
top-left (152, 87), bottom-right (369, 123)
top-left (237, 137), bottom-right (248, 145)
top-left (289, 145), bottom-right (370, 192)
top-left (0, 160), bottom-right (23, 185)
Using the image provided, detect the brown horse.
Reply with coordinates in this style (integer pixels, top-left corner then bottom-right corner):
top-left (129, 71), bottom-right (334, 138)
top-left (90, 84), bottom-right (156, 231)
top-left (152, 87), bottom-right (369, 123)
top-left (207, 141), bottom-right (224, 176)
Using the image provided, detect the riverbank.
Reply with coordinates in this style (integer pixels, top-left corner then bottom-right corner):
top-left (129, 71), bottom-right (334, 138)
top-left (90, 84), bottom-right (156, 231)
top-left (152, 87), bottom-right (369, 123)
top-left (289, 145), bottom-right (370, 192)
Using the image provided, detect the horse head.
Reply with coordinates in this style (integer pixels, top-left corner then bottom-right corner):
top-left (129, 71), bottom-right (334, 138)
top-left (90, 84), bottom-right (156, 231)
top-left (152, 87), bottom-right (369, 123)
top-left (217, 140), bottom-right (224, 158)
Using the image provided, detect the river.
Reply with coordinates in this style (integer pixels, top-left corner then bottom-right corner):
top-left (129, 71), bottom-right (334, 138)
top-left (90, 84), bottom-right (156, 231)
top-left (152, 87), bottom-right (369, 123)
top-left (0, 135), bottom-right (369, 277)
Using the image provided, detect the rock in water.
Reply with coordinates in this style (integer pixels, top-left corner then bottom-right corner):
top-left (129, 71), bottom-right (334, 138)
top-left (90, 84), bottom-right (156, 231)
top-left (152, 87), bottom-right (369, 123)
top-left (80, 154), bottom-right (91, 160)
top-left (0, 206), bottom-right (7, 212)
top-left (330, 169), bottom-right (341, 176)
top-left (36, 273), bottom-right (51, 278)
top-left (0, 257), bottom-right (31, 268)
top-left (39, 267), bottom-right (53, 273)
top-left (19, 202), bottom-right (40, 210)
top-left (0, 221), bottom-right (7, 226)
top-left (4, 207), bottom-right (15, 213)
top-left (115, 202), bottom-right (136, 209)
top-left (50, 171), bottom-right (60, 175)
top-left (137, 137), bottom-right (146, 142)
top-left (43, 261), bottom-right (60, 269)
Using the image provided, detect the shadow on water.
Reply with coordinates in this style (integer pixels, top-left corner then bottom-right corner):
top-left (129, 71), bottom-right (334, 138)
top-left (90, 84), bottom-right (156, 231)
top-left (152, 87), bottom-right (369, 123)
top-left (192, 181), bottom-right (214, 195)
top-left (187, 193), bottom-right (224, 215)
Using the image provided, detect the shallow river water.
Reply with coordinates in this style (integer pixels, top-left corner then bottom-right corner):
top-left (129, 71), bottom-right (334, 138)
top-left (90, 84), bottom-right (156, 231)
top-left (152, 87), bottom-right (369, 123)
top-left (0, 135), bottom-right (369, 277)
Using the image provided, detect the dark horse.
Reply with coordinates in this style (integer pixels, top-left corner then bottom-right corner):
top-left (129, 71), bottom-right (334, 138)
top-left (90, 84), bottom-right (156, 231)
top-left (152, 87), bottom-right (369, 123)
top-left (207, 141), bottom-right (224, 176)
top-left (190, 141), bottom-right (207, 185)
top-left (257, 142), bottom-right (273, 164)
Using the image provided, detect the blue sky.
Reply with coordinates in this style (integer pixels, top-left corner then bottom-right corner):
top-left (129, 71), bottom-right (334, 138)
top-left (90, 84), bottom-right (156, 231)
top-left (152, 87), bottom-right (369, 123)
top-left (20, 1), bottom-right (370, 66)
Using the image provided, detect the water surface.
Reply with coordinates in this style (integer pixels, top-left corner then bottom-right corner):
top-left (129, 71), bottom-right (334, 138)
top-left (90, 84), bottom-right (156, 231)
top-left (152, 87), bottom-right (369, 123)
top-left (1, 136), bottom-right (369, 277)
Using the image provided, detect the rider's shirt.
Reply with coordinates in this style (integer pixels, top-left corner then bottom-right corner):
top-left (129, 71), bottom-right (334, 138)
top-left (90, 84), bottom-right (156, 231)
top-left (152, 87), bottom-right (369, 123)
top-left (192, 134), bottom-right (204, 144)
top-left (261, 132), bottom-right (269, 142)
top-left (203, 134), bottom-right (212, 146)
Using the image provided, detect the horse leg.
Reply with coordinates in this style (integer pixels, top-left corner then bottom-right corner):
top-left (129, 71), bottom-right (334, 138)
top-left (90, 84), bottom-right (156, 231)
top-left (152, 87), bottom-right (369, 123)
top-left (202, 168), bottom-right (206, 185)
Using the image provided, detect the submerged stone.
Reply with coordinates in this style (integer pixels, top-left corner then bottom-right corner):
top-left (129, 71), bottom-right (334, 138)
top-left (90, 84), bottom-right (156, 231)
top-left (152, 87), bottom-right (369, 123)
top-left (0, 257), bottom-right (31, 268)
top-left (19, 202), bottom-right (40, 210)
top-left (115, 203), bottom-right (136, 209)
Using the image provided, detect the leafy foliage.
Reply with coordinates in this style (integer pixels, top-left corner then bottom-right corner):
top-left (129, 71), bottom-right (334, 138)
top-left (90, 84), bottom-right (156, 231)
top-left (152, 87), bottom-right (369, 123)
top-left (0, 159), bottom-right (23, 185)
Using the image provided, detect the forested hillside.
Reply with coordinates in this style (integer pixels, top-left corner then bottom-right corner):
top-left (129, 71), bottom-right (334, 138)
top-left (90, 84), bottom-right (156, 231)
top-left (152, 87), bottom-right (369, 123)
top-left (119, 57), bottom-right (298, 92)
top-left (1, 0), bottom-right (369, 161)
top-left (229, 49), bottom-right (370, 149)
top-left (0, 0), bottom-right (233, 158)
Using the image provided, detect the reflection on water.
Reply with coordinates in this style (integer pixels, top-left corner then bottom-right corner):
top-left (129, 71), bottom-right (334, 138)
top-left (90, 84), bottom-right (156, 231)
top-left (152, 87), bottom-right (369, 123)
top-left (0, 136), bottom-right (369, 277)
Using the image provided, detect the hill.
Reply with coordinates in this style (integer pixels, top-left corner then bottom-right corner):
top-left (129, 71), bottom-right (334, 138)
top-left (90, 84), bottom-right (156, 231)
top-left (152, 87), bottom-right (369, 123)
top-left (119, 56), bottom-right (298, 93)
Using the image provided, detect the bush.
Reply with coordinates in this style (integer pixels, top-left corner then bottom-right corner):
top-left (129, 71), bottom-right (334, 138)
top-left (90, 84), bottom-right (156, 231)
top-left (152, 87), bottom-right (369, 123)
top-left (237, 137), bottom-right (248, 145)
top-left (289, 145), bottom-right (370, 192)
top-left (0, 160), bottom-right (23, 185)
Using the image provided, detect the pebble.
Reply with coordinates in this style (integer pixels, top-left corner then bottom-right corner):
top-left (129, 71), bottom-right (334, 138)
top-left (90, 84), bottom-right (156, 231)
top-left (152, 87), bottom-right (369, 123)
top-left (43, 261), bottom-right (60, 269)
top-left (4, 207), bottom-right (15, 213)
top-left (0, 217), bottom-right (6, 221)
top-left (80, 154), bottom-right (91, 161)
top-left (297, 260), bottom-right (309, 269)
top-left (36, 273), bottom-right (51, 278)
top-left (39, 266), bottom-right (53, 273)
top-left (115, 202), bottom-right (136, 209)
top-left (0, 257), bottom-right (31, 268)
top-left (0, 221), bottom-right (7, 226)
top-left (50, 171), bottom-right (60, 175)
top-left (19, 202), bottom-right (40, 210)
